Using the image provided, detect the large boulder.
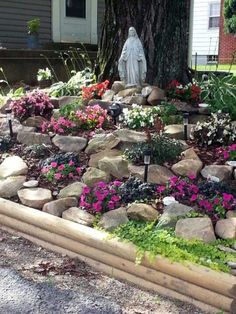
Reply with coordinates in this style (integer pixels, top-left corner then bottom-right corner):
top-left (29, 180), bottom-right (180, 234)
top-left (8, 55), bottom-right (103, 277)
top-left (0, 176), bottom-right (26, 198)
top-left (18, 188), bottom-right (53, 209)
top-left (157, 203), bottom-right (193, 228)
top-left (123, 95), bottom-right (147, 106)
top-left (102, 90), bottom-right (115, 102)
top-left (111, 81), bottom-right (125, 94)
top-left (129, 164), bottom-right (174, 185)
top-left (117, 87), bottom-right (141, 98)
top-left (113, 129), bottom-right (147, 148)
top-left (164, 124), bottom-right (195, 140)
top-left (22, 116), bottom-right (47, 128)
top-left (98, 156), bottom-right (129, 179)
top-left (171, 159), bottom-right (203, 177)
top-left (215, 218), bottom-right (236, 239)
top-left (82, 167), bottom-right (111, 187)
top-left (62, 207), bottom-right (95, 226)
top-left (175, 218), bottom-right (216, 243)
top-left (0, 156), bottom-right (28, 178)
top-left (98, 207), bottom-right (129, 231)
top-left (52, 135), bottom-right (87, 152)
top-left (42, 197), bottom-right (78, 217)
top-left (85, 133), bottom-right (120, 155)
top-left (127, 203), bottom-right (159, 222)
top-left (181, 148), bottom-right (201, 161)
top-left (17, 131), bottom-right (51, 146)
top-left (147, 87), bottom-right (165, 105)
top-left (89, 149), bottom-right (122, 168)
top-left (141, 86), bottom-right (153, 97)
top-left (201, 165), bottom-right (233, 182)
top-left (58, 182), bottom-right (86, 199)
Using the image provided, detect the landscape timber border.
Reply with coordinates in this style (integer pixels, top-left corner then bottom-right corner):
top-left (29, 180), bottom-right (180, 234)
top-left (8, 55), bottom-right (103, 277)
top-left (0, 198), bottom-right (235, 313)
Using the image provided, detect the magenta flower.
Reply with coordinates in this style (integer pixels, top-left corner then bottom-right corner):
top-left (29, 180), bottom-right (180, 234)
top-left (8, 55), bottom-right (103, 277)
top-left (69, 160), bottom-right (74, 166)
top-left (223, 193), bottom-right (234, 202)
top-left (113, 180), bottom-right (122, 187)
top-left (51, 162), bottom-right (57, 168)
top-left (96, 181), bottom-right (107, 189)
top-left (58, 164), bottom-right (65, 171)
top-left (188, 174), bottom-right (196, 180)
top-left (92, 201), bottom-right (102, 212)
top-left (190, 194), bottom-right (198, 202)
top-left (76, 167), bottom-right (81, 174)
top-left (41, 166), bottom-right (49, 174)
top-left (157, 186), bottom-right (166, 193)
top-left (54, 173), bottom-right (62, 180)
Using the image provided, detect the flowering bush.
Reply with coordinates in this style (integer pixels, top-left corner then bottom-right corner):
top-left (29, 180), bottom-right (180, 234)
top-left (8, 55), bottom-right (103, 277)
top-left (190, 112), bottom-right (236, 146)
top-left (41, 160), bottom-right (81, 182)
top-left (41, 117), bottom-right (77, 135)
top-left (157, 176), bottom-right (236, 222)
top-left (216, 143), bottom-right (236, 161)
top-left (166, 80), bottom-right (201, 103)
top-left (42, 105), bottom-right (109, 134)
top-left (10, 90), bottom-right (54, 121)
top-left (79, 181), bottom-right (122, 214)
top-left (82, 80), bottom-right (109, 100)
top-left (122, 104), bottom-right (161, 129)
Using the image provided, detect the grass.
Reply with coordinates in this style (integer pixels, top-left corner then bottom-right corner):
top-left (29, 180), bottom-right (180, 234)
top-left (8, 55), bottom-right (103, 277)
top-left (193, 64), bottom-right (236, 75)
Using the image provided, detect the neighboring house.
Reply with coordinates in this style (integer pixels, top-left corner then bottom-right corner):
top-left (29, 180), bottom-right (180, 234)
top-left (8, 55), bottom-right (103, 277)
top-left (218, 0), bottom-right (236, 63)
top-left (0, 0), bottom-right (105, 49)
top-left (192, 0), bottom-right (221, 65)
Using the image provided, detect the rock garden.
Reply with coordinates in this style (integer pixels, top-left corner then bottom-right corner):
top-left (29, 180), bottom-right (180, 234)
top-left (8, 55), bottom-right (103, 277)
top-left (0, 66), bottom-right (236, 312)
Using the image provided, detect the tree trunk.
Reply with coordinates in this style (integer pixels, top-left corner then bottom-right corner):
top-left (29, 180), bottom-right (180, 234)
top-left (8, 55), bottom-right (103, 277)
top-left (98, 0), bottom-right (190, 88)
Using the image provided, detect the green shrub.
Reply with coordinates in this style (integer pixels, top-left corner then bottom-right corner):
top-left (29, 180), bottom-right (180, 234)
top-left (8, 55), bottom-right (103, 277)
top-left (59, 100), bottom-right (84, 118)
top-left (159, 103), bottom-right (182, 125)
top-left (124, 134), bottom-right (184, 165)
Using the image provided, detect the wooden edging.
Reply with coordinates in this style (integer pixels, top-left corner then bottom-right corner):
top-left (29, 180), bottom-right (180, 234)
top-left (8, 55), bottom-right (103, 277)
top-left (0, 198), bottom-right (235, 313)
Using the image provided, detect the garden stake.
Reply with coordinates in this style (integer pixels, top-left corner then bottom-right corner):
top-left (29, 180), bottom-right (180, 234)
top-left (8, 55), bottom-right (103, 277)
top-left (183, 112), bottom-right (189, 141)
top-left (144, 148), bottom-right (151, 182)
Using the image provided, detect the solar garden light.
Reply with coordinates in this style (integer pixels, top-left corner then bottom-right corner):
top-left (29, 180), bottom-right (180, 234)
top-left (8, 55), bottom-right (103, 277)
top-left (183, 112), bottom-right (189, 141)
top-left (108, 102), bottom-right (123, 125)
top-left (5, 108), bottom-right (13, 138)
top-left (144, 147), bottom-right (151, 183)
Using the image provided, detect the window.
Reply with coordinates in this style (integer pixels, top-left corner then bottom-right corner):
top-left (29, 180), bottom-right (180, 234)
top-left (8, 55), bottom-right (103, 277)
top-left (66, 0), bottom-right (86, 18)
top-left (207, 55), bottom-right (218, 63)
top-left (209, 3), bottom-right (220, 28)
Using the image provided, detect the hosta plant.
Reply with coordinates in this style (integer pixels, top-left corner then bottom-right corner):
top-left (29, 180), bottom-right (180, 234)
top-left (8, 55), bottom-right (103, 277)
top-left (190, 112), bottom-right (236, 146)
top-left (10, 90), bottom-right (54, 121)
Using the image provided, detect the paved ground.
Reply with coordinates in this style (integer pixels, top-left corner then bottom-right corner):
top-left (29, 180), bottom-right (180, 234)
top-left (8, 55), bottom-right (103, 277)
top-left (0, 228), bottom-right (209, 314)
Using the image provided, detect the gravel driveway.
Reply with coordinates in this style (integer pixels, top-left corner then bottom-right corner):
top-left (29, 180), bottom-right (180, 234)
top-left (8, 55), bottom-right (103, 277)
top-left (0, 228), bottom-right (209, 314)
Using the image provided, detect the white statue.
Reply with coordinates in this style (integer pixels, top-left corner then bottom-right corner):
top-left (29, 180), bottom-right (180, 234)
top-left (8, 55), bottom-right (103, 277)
top-left (118, 27), bottom-right (147, 87)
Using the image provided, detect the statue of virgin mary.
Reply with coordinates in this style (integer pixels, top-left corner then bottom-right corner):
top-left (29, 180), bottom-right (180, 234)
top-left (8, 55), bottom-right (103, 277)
top-left (118, 27), bottom-right (147, 87)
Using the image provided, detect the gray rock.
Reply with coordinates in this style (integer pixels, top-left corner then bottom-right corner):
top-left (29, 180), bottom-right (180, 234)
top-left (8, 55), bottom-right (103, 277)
top-left (102, 90), bottom-right (115, 102)
top-left (129, 164), bottom-right (174, 185)
top-left (22, 116), bottom-right (47, 128)
top-left (201, 165), bottom-right (233, 182)
top-left (226, 210), bottom-right (236, 219)
top-left (98, 156), bottom-right (129, 179)
top-left (0, 176), bottom-right (26, 198)
top-left (98, 207), bottom-right (129, 231)
top-left (147, 87), bottom-right (165, 105)
top-left (89, 149), bottom-right (122, 168)
top-left (113, 129), bottom-right (147, 146)
top-left (164, 124), bottom-right (195, 140)
top-left (0, 156), bottom-right (28, 178)
top-left (52, 135), bottom-right (87, 152)
top-left (181, 148), bottom-right (201, 161)
top-left (52, 109), bottom-right (60, 119)
top-left (42, 197), bottom-right (78, 217)
top-left (157, 203), bottom-right (193, 228)
top-left (215, 218), bottom-right (236, 239)
top-left (111, 81), bottom-right (125, 94)
top-left (58, 182), bottom-right (86, 199)
top-left (175, 218), bottom-right (216, 243)
top-left (17, 131), bottom-right (51, 146)
top-left (141, 86), bottom-right (153, 97)
top-left (62, 207), bottom-right (95, 226)
top-left (171, 159), bottom-right (203, 177)
top-left (127, 203), bottom-right (159, 222)
top-left (85, 133), bottom-right (120, 155)
top-left (18, 188), bottom-right (53, 209)
top-left (82, 167), bottom-right (111, 187)
top-left (23, 180), bottom-right (39, 188)
top-left (123, 95), bottom-right (147, 106)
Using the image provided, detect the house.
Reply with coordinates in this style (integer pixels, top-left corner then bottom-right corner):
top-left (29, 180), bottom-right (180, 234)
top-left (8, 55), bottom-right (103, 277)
top-left (192, 0), bottom-right (221, 66)
top-left (0, 0), bottom-right (105, 48)
top-left (218, 0), bottom-right (236, 63)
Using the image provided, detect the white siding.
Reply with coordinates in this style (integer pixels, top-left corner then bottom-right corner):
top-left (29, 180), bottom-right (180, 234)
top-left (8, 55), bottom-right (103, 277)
top-left (192, 0), bottom-right (220, 58)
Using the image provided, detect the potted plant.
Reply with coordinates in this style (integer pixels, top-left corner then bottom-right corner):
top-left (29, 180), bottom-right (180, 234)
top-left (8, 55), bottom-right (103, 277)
top-left (27, 18), bottom-right (40, 49)
top-left (37, 68), bottom-right (53, 88)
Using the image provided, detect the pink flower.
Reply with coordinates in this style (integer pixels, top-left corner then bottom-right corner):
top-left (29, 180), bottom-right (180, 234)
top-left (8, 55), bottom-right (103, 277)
top-left (68, 173), bottom-right (74, 178)
top-left (69, 160), bottom-right (74, 166)
top-left (111, 195), bottom-right (121, 202)
top-left (113, 180), bottom-right (122, 187)
top-left (95, 191), bottom-right (105, 201)
top-left (83, 186), bottom-right (91, 194)
top-left (92, 201), bottom-right (102, 212)
top-left (223, 151), bottom-right (230, 160)
top-left (223, 193), bottom-right (233, 202)
top-left (213, 198), bottom-right (220, 205)
top-left (58, 164), bottom-right (65, 171)
top-left (108, 201), bottom-right (115, 210)
top-left (188, 174), bottom-right (196, 180)
top-left (41, 166), bottom-right (49, 174)
top-left (157, 186), bottom-right (166, 193)
top-left (190, 194), bottom-right (198, 202)
top-left (96, 182), bottom-right (107, 189)
top-left (51, 162), bottom-right (57, 168)
top-left (54, 173), bottom-right (62, 180)
top-left (76, 167), bottom-right (81, 174)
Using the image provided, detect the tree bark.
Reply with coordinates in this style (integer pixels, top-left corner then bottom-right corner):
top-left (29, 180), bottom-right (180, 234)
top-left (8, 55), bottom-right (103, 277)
top-left (98, 0), bottom-right (190, 88)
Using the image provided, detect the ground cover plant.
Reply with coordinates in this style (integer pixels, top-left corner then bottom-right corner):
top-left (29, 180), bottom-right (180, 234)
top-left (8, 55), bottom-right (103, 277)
top-left (112, 221), bottom-right (236, 273)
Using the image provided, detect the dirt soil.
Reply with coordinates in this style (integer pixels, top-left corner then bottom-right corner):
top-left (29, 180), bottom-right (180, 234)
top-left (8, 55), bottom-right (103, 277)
top-left (0, 228), bottom-right (210, 314)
